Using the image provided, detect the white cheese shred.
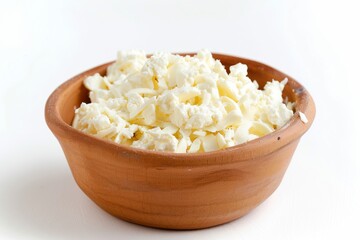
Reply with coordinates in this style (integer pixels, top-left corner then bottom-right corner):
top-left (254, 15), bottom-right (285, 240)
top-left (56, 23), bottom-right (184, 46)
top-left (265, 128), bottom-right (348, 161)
top-left (299, 111), bottom-right (308, 124)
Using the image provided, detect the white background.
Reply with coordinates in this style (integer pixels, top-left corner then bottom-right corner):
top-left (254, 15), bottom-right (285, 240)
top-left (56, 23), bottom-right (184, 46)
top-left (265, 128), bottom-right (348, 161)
top-left (1, 0), bottom-right (359, 239)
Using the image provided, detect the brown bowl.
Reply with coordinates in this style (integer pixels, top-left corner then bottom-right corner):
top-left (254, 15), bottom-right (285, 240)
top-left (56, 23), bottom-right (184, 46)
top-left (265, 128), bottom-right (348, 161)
top-left (45, 53), bottom-right (315, 230)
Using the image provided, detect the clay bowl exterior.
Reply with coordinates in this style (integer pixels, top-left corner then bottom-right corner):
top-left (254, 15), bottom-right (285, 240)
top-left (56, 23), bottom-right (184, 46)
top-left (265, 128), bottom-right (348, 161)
top-left (45, 53), bottom-right (315, 230)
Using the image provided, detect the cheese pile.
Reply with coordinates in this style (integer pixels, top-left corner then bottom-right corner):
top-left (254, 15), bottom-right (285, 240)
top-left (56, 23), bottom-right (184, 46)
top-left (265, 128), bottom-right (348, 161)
top-left (72, 50), bottom-right (294, 153)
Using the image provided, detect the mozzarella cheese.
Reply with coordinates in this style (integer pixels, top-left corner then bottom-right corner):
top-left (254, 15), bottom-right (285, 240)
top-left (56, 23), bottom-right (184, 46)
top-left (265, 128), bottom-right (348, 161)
top-left (72, 50), bottom-right (294, 153)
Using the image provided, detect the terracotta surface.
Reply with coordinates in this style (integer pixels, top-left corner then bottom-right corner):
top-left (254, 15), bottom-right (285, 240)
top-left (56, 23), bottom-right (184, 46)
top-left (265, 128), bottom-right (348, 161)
top-left (45, 53), bottom-right (315, 230)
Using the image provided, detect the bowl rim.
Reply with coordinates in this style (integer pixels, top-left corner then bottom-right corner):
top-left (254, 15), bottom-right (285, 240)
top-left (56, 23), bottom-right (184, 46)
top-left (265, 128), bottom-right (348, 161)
top-left (45, 53), bottom-right (315, 162)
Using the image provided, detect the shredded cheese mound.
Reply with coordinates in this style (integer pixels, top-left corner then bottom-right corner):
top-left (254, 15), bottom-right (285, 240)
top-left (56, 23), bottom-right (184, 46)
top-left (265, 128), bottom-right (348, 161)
top-left (72, 50), bottom-right (294, 153)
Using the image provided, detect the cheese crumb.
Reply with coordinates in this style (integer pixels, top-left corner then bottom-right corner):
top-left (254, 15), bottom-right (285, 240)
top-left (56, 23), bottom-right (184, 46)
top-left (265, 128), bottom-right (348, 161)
top-left (299, 111), bottom-right (308, 124)
top-left (72, 50), bottom-right (294, 153)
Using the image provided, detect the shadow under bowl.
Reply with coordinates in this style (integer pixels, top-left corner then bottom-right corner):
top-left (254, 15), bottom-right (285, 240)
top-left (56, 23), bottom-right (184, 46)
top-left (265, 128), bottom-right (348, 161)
top-left (45, 53), bottom-right (315, 229)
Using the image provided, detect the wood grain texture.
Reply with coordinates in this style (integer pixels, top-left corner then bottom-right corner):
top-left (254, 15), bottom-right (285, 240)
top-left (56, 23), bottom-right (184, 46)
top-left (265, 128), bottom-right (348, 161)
top-left (45, 53), bottom-right (316, 229)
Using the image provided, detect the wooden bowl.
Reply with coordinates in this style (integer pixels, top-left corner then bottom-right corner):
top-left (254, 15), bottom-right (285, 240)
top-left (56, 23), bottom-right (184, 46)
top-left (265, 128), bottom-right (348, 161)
top-left (45, 53), bottom-right (315, 229)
